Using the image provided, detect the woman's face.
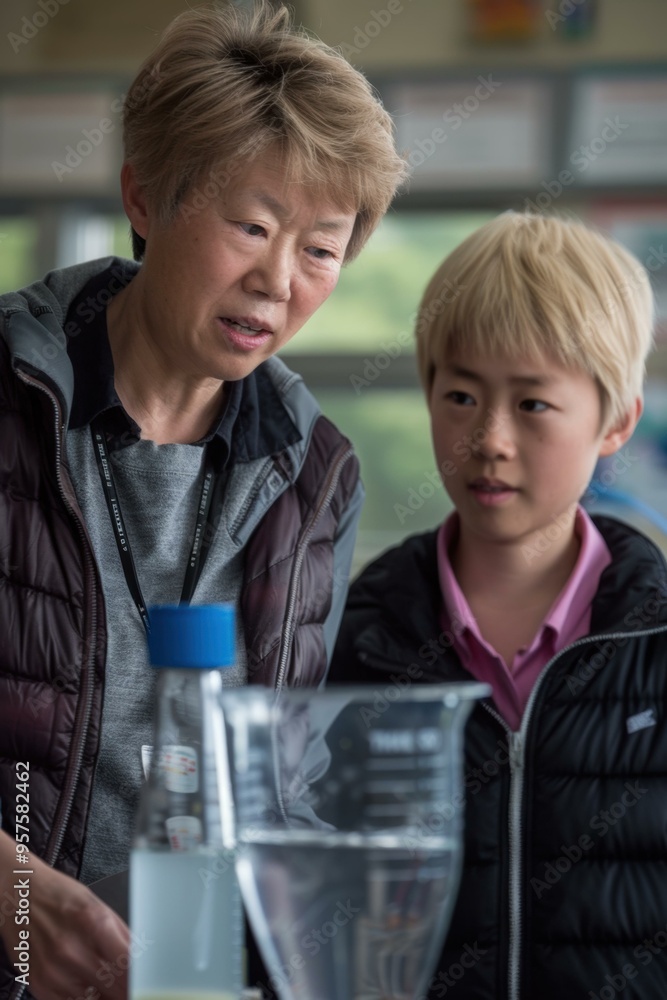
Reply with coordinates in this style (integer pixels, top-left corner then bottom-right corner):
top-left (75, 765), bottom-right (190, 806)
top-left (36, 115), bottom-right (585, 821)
top-left (123, 155), bottom-right (356, 382)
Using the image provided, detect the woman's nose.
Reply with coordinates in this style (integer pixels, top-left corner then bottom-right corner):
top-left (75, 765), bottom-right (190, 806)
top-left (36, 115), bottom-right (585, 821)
top-left (244, 247), bottom-right (292, 301)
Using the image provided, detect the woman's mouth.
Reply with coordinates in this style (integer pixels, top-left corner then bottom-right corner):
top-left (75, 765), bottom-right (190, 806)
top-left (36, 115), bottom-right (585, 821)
top-left (223, 318), bottom-right (267, 336)
top-left (218, 316), bottom-right (273, 351)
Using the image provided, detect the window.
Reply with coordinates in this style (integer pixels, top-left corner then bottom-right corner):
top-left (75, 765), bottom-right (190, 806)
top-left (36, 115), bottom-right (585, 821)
top-left (0, 217), bottom-right (39, 294)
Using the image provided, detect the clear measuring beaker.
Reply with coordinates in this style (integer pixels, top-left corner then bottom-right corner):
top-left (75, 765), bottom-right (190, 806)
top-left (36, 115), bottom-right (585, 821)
top-left (221, 683), bottom-right (489, 1000)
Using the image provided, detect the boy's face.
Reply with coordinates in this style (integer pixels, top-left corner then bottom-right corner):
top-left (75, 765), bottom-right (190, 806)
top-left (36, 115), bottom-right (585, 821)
top-left (429, 350), bottom-right (638, 555)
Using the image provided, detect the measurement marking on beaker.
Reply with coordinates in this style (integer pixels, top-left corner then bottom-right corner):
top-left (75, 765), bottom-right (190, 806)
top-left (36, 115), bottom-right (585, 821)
top-left (365, 803), bottom-right (432, 817)
top-left (367, 867), bottom-right (452, 880)
top-left (366, 756), bottom-right (418, 770)
top-left (367, 779), bottom-right (419, 793)
top-left (367, 778), bottom-right (449, 794)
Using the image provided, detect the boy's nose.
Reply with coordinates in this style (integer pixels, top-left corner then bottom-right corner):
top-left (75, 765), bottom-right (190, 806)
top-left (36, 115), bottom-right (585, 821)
top-left (472, 412), bottom-right (516, 460)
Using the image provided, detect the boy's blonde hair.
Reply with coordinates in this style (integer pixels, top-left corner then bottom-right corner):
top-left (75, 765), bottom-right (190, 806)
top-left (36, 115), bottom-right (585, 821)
top-left (415, 211), bottom-right (655, 429)
top-left (123, 1), bottom-right (408, 262)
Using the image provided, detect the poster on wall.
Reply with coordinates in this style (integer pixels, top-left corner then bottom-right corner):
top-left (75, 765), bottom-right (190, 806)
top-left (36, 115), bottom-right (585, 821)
top-left (567, 74), bottom-right (667, 184)
top-left (388, 76), bottom-right (553, 190)
top-left (555, 0), bottom-right (597, 39)
top-left (467, 0), bottom-right (542, 42)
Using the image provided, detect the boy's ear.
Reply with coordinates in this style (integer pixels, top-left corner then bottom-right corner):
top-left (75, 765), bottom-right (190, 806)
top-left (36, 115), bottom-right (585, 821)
top-left (120, 161), bottom-right (150, 240)
top-left (598, 396), bottom-right (643, 457)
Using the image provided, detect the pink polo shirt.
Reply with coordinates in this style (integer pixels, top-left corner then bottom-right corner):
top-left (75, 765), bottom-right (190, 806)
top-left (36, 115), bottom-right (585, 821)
top-left (437, 506), bottom-right (612, 731)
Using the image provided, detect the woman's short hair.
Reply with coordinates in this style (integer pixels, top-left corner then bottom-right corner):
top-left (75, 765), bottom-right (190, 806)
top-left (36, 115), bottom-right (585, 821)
top-left (415, 211), bottom-right (655, 429)
top-left (122, 1), bottom-right (408, 262)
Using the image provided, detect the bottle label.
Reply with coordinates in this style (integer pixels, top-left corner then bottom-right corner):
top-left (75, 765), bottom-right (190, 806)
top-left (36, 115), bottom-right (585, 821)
top-left (141, 744), bottom-right (153, 780)
top-left (165, 814), bottom-right (203, 850)
top-left (161, 744), bottom-right (199, 793)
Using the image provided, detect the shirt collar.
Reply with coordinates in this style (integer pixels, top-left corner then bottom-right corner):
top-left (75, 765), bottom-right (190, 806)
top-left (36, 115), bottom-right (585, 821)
top-left (437, 513), bottom-right (476, 640)
top-left (65, 264), bottom-right (301, 468)
top-left (540, 506), bottom-right (612, 643)
top-left (437, 505), bottom-right (612, 648)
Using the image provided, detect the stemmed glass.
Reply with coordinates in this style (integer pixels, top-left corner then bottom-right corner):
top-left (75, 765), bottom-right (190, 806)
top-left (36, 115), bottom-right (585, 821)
top-left (221, 683), bottom-right (488, 1000)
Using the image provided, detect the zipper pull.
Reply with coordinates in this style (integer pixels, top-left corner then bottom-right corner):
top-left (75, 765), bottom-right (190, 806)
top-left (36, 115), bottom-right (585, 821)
top-left (509, 731), bottom-right (523, 772)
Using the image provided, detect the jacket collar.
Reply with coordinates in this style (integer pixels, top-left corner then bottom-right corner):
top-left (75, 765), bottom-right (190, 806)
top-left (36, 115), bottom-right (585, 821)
top-left (347, 516), bottom-right (667, 675)
top-left (1, 257), bottom-right (308, 468)
top-left (348, 528), bottom-right (472, 681)
top-left (1, 257), bottom-right (139, 424)
top-left (590, 514), bottom-right (667, 632)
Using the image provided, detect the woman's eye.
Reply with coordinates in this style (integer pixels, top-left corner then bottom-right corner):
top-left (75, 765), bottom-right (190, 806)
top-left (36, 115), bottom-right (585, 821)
top-left (240, 223), bottom-right (265, 237)
top-left (307, 246), bottom-right (335, 260)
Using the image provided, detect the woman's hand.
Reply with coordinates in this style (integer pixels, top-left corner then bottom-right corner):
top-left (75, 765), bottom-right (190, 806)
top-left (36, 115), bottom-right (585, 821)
top-left (0, 831), bottom-right (130, 999)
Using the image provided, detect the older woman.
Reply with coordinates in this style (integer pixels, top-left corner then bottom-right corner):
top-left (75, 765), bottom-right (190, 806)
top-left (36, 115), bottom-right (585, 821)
top-left (0, 3), bottom-right (407, 997)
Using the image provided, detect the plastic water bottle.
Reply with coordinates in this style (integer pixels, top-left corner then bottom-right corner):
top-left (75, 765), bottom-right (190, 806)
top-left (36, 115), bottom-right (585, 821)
top-left (129, 604), bottom-right (243, 1000)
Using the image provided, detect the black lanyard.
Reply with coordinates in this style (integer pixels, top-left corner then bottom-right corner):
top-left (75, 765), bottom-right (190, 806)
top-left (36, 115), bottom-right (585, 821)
top-left (90, 420), bottom-right (222, 634)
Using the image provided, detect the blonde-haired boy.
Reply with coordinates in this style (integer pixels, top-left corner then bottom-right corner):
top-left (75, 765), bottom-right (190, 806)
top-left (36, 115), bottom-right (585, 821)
top-left (331, 211), bottom-right (667, 999)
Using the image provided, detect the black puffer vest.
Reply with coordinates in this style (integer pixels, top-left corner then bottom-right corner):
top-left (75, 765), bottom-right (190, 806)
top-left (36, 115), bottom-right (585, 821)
top-left (0, 277), bottom-right (359, 998)
top-left (329, 520), bottom-right (667, 999)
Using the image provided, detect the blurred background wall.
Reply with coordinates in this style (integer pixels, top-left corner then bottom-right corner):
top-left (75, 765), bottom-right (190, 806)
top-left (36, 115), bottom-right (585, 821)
top-left (1, 0), bottom-right (666, 564)
top-left (1, 0), bottom-right (666, 71)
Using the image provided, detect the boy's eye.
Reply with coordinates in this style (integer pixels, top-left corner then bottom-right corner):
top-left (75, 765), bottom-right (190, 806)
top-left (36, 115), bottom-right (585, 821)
top-left (446, 390), bottom-right (475, 406)
top-left (520, 399), bottom-right (549, 413)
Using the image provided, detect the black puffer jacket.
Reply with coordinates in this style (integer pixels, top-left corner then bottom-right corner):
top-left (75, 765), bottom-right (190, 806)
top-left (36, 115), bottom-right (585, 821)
top-left (329, 520), bottom-right (667, 999)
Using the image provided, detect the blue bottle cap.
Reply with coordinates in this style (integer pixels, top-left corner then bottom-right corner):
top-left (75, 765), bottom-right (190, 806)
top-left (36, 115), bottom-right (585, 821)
top-left (147, 604), bottom-right (235, 668)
